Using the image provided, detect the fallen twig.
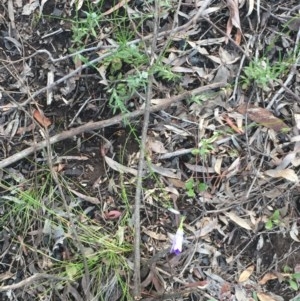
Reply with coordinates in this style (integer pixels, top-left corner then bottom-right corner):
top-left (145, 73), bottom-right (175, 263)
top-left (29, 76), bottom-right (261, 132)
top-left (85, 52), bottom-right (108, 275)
top-left (132, 0), bottom-right (159, 297)
top-left (0, 82), bottom-right (226, 169)
top-left (0, 273), bottom-right (69, 292)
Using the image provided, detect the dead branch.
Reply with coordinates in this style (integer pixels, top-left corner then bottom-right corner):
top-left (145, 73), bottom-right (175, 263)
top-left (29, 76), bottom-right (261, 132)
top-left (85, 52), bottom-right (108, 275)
top-left (132, 0), bottom-right (159, 297)
top-left (0, 273), bottom-right (69, 292)
top-left (0, 82), bottom-right (226, 169)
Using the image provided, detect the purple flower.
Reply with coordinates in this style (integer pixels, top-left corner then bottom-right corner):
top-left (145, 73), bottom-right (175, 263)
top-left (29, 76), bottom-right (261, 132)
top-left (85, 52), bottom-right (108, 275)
top-left (170, 228), bottom-right (184, 255)
top-left (170, 217), bottom-right (185, 255)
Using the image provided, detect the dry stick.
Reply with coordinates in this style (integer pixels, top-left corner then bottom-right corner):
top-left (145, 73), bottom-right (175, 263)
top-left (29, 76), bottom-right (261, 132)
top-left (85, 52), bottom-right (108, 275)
top-left (132, 79), bottom-right (153, 299)
top-left (0, 273), bottom-right (69, 292)
top-left (132, 0), bottom-right (159, 297)
top-left (0, 82), bottom-right (226, 169)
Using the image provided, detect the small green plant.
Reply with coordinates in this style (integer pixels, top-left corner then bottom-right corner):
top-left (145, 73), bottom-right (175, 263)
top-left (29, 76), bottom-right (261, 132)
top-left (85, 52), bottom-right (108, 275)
top-left (108, 70), bottom-right (148, 113)
top-left (283, 266), bottom-right (300, 291)
top-left (185, 178), bottom-right (208, 198)
top-left (1, 169), bottom-right (133, 300)
top-left (100, 41), bottom-right (149, 113)
top-left (106, 44), bottom-right (148, 72)
top-left (265, 209), bottom-right (281, 230)
top-left (187, 91), bottom-right (220, 105)
top-left (192, 133), bottom-right (219, 159)
top-left (242, 57), bottom-right (291, 90)
top-left (72, 10), bottom-right (101, 46)
top-left (153, 63), bottom-right (181, 82)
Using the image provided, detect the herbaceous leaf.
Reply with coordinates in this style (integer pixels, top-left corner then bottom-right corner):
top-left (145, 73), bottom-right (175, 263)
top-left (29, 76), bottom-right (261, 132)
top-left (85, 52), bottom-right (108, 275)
top-left (198, 182), bottom-right (208, 192)
top-left (185, 179), bottom-right (194, 190)
top-left (265, 219), bottom-right (273, 230)
top-left (66, 264), bottom-right (79, 280)
top-left (289, 280), bottom-right (298, 291)
top-left (293, 273), bottom-right (300, 280)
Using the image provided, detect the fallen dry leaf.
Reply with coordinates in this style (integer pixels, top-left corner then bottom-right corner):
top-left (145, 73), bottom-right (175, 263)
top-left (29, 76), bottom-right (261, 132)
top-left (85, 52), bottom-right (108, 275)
top-left (295, 113), bottom-right (300, 130)
top-left (22, 0), bottom-right (39, 15)
top-left (237, 104), bottom-right (290, 133)
top-left (184, 163), bottom-right (215, 173)
top-left (238, 265), bottom-right (254, 282)
top-left (223, 115), bottom-right (244, 134)
top-left (192, 218), bottom-right (218, 238)
top-left (69, 188), bottom-right (100, 204)
top-left (225, 211), bottom-right (252, 230)
top-left (152, 273), bottom-right (164, 294)
top-left (104, 156), bottom-right (138, 176)
top-left (167, 178), bottom-right (185, 188)
top-left (225, 157), bottom-right (241, 178)
top-left (220, 282), bottom-right (232, 298)
top-left (142, 228), bottom-right (167, 241)
top-left (147, 138), bottom-right (167, 154)
top-left (184, 280), bottom-right (209, 288)
top-left (257, 292), bottom-right (278, 301)
top-left (52, 163), bottom-right (65, 173)
top-left (74, 0), bottom-right (84, 10)
top-left (226, 0), bottom-right (242, 44)
top-left (149, 163), bottom-right (180, 179)
top-left (290, 222), bottom-right (300, 242)
top-left (246, 0), bottom-right (255, 16)
top-left (102, 0), bottom-right (131, 16)
top-left (214, 157), bottom-right (223, 174)
top-left (227, 0), bottom-right (241, 29)
top-left (264, 168), bottom-right (298, 183)
top-left (33, 109), bottom-right (52, 128)
top-left (259, 272), bottom-right (278, 285)
top-left (164, 125), bottom-right (191, 136)
top-left (16, 123), bottom-right (35, 135)
top-left (104, 210), bottom-right (122, 220)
